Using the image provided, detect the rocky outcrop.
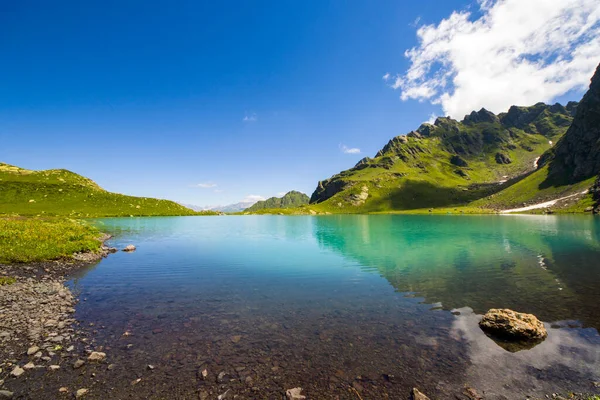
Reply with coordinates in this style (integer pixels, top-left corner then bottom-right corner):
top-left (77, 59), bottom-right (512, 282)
top-left (495, 152), bottom-right (512, 164)
top-left (310, 178), bottom-right (353, 204)
top-left (347, 186), bottom-right (369, 206)
top-left (450, 155), bottom-right (468, 167)
top-left (410, 388), bottom-right (430, 400)
top-left (463, 108), bottom-right (499, 124)
top-left (591, 175), bottom-right (600, 213)
top-left (545, 63), bottom-right (600, 182)
top-left (479, 309), bottom-right (547, 342)
top-left (500, 102), bottom-right (574, 135)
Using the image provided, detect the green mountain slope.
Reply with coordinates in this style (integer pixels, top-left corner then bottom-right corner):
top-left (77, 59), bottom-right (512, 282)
top-left (245, 191), bottom-right (309, 212)
top-left (0, 163), bottom-right (204, 217)
top-left (476, 63), bottom-right (600, 213)
top-left (309, 101), bottom-right (577, 213)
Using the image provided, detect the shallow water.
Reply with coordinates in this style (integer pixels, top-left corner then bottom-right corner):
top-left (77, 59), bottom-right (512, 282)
top-left (67, 215), bottom-right (600, 398)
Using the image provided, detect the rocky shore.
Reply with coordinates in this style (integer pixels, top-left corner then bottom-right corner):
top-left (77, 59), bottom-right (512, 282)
top-left (0, 236), bottom-right (118, 399)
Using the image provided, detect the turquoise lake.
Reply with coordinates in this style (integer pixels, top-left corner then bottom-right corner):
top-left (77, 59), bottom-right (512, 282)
top-left (67, 215), bottom-right (600, 399)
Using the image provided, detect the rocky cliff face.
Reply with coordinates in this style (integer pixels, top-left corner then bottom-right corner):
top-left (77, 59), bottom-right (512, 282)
top-left (544, 64), bottom-right (600, 182)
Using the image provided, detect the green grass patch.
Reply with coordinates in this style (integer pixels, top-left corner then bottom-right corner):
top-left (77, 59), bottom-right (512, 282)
top-left (0, 162), bottom-right (209, 217)
top-left (0, 217), bottom-right (104, 263)
top-left (0, 276), bottom-right (16, 285)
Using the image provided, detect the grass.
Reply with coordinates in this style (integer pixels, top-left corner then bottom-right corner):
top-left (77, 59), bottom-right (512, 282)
top-left (0, 163), bottom-right (212, 217)
top-left (0, 217), bottom-right (104, 263)
top-left (472, 165), bottom-right (596, 211)
top-left (0, 276), bottom-right (16, 285)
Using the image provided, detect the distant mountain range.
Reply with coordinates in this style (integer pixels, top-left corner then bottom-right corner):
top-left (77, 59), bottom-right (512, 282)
top-left (181, 201), bottom-right (258, 213)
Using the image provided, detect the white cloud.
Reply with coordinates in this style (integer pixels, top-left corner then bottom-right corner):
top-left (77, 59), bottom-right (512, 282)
top-left (382, 72), bottom-right (391, 81)
top-left (242, 194), bottom-right (265, 203)
top-left (191, 182), bottom-right (217, 189)
top-left (213, 189), bottom-right (224, 193)
top-left (426, 113), bottom-right (438, 124)
top-left (276, 192), bottom-right (287, 197)
top-left (243, 113), bottom-right (257, 122)
top-left (392, 0), bottom-right (600, 118)
top-left (340, 144), bottom-right (361, 154)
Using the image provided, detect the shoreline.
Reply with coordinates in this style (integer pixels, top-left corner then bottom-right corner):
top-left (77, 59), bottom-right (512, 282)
top-left (0, 234), bottom-right (116, 399)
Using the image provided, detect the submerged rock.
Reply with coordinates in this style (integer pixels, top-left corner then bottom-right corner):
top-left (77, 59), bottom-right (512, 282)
top-left (87, 351), bottom-right (106, 362)
top-left (285, 387), bottom-right (306, 400)
top-left (479, 308), bottom-right (547, 343)
top-left (411, 388), bottom-right (430, 400)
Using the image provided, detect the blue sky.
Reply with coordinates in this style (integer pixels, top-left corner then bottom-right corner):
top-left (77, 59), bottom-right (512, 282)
top-left (1, 0), bottom-right (598, 206)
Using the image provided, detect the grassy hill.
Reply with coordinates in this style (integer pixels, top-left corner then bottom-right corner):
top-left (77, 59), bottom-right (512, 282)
top-left (308, 102), bottom-right (578, 213)
top-left (245, 190), bottom-right (309, 212)
top-left (0, 163), bottom-right (212, 217)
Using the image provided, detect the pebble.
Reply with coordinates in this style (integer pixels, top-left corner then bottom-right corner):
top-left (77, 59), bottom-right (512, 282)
top-left (0, 390), bottom-right (13, 399)
top-left (49, 365), bottom-right (60, 371)
top-left (75, 388), bottom-right (88, 398)
top-left (87, 351), bottom-right (106, 362)
top-left (33, 351), bottom-right (42, 359)
top-left (27, 346), bottom-right (40, 355)
top-left (58, 387), bottom-right (68, 393)
top-left (147, 365), bottom-right (155, 370)
top-left (22, 362), bottom-right (36, 370)
top-left (10, 366), bottom-right (24, 377)
top-left (286, 387), bottom-right (306, 400)
top-left (73, 359), bottom-right (86, 369)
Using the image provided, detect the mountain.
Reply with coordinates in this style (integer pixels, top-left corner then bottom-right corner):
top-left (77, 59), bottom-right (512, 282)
top-left (0, 163), bottom-right (203, 217)
top-left (477, 63), bottom-right (600, 212)
top-left (309, 100), bottom-right (577, 212)
top-left (212, 202), bottom-right (256, 213)
top-left (245, 191), bottom-right (309, 212)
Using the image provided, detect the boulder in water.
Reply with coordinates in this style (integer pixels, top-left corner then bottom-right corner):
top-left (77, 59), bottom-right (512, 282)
top-left (479, 308), bottom-right (547, 342)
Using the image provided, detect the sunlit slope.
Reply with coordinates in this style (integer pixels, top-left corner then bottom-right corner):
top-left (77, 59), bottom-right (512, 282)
top-left (310, 102), bottom-right (577, 213)
top-left (0, 163), bottom-right (200, 217)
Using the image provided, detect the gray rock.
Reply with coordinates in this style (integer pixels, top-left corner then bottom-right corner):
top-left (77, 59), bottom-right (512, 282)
top-left (27, 346), bottom-right (40, 355)
top-left (286, 387), bottom-right (306, 400)
top-left (10, 366), bottom-right (24, 377)
top-left (0, 390), bottom-right (14, 399)
top-left (23, 362), bottom-right (35, 370)
top-left (411, 388), bottom-right (430, 400)
top-left (73, 359), bottom-right (85, 369)
top-left (49, 365), bottom-right (60, 371)
top-left (122, 245), bottom-right (136, 252)
top-left (75, 388), bottom-right (88, 398)
top-left (87, 351), bottom-right (106, 362)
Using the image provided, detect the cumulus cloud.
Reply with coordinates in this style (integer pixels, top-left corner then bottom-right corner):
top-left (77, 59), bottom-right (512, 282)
top-left (382, 72), bottom-right (391, 81)
top-left (391, 0), bottom-right (600, 118)
top-left (190, 182), bottom-right (217, 188)
top-left (243, 113), bottom-right (257, 122)
top-left (340, 144), bottom-right (361, 154)
top-left (242, 194), bottom-right (265, 203)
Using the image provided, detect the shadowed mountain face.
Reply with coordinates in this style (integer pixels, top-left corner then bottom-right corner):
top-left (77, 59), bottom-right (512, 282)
top-left (309, 101), bottom-right (576, 211)
top-left (541, 63), bottom-right (600, 185)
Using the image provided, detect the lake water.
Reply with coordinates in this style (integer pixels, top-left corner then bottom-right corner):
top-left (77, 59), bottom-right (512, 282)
top-left (68, 215), bottom-right (600, 399)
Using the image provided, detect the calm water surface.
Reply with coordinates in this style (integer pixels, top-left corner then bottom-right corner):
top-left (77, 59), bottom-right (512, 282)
top-left (68, 215), bottom-right (600, 399)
